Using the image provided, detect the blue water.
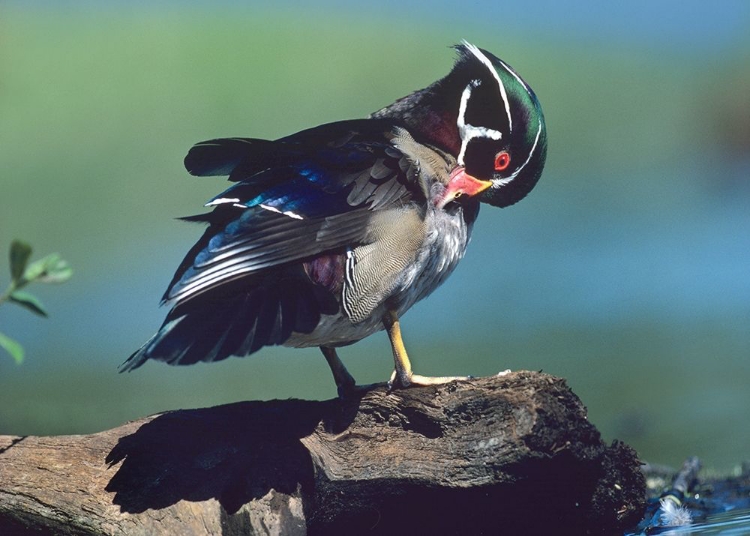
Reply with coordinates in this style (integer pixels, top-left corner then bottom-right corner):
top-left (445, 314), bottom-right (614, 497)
top-left (627, 508), bottom-right (750, 535)
top-left (693, 509), bottom-right (750, 535)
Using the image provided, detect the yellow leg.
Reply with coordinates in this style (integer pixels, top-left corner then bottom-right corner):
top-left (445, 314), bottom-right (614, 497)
top-left (383, 310), bottom-right (470, 389)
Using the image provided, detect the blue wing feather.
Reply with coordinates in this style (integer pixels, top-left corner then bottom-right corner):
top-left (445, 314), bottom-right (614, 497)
top-left (207, 142), bottom-right (397, 218)
top-left (166, 119), bottom-right (423, 304)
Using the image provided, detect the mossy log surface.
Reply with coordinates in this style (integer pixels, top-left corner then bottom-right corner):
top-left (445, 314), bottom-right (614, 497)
top-left (0, 372), bottom-right (645, 535)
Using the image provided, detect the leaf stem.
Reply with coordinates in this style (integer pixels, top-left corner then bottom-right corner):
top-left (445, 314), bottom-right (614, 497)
top-left (0, 281), bottom-right (16, 308)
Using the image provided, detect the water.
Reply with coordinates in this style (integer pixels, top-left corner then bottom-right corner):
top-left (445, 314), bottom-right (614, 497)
top-left (691, 510), bottom-right (750, 535)
top-left (627, 508), bottom-right (750, 535)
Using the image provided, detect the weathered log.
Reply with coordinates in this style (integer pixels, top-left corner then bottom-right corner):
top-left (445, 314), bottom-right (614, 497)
top-left (0, 372), bottom-right (645, 534)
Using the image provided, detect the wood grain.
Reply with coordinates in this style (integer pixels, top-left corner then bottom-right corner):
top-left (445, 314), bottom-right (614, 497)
top-left (0, 372), bottom-right (645, 535)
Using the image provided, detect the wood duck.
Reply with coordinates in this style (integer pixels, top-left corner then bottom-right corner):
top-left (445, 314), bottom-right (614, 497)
top-left (123, 42), bottom-right (547, 394)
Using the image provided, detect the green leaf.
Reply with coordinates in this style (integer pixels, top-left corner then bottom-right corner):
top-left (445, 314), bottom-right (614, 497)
top-left (9, 240), bottom-right (32, 283)
top-left (21, 257), bottom-right (47, 283)
top-left (9, 290), bottom-right (48, 317)
top-left (38, 255), bottom-right (73, 283)
top-left (0, 331), bottom-right (24, 364)
top-left (23, 254), bottom-right (73, 284)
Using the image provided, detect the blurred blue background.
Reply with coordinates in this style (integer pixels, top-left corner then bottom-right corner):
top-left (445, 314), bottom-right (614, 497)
top-left (1, 1), bottom-right (749, 472)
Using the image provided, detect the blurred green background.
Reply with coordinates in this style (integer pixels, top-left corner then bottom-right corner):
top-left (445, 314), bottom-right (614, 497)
top-left (1, 1), bottom-right (749, 472)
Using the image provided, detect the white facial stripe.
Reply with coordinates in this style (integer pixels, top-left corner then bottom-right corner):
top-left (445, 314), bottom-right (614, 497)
top-left (496, 58), bottom-right (531, 95)
top-left (462, 40), bottom-right (513, 134)
top-left (492, 119), bottom-right (542, 189)
top-left (456, 81), bottom-right (502, 166)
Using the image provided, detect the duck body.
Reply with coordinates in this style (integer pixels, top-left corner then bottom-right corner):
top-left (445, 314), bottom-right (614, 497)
top-left (124, 42), bottom-right (547, 392)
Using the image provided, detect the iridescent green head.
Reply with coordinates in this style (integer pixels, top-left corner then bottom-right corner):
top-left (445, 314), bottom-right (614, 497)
top-left (371, 41), bottom-right (547, 208)
top-left (452, 42), bottom-right (547, 208)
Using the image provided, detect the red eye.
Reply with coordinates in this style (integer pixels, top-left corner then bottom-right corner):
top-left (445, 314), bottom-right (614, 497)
top-left (494, 151), bottom-right (511, 172)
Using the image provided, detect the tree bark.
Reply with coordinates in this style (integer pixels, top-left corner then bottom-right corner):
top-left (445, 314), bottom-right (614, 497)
top-left (0, 372), bottom-right (645, 535)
